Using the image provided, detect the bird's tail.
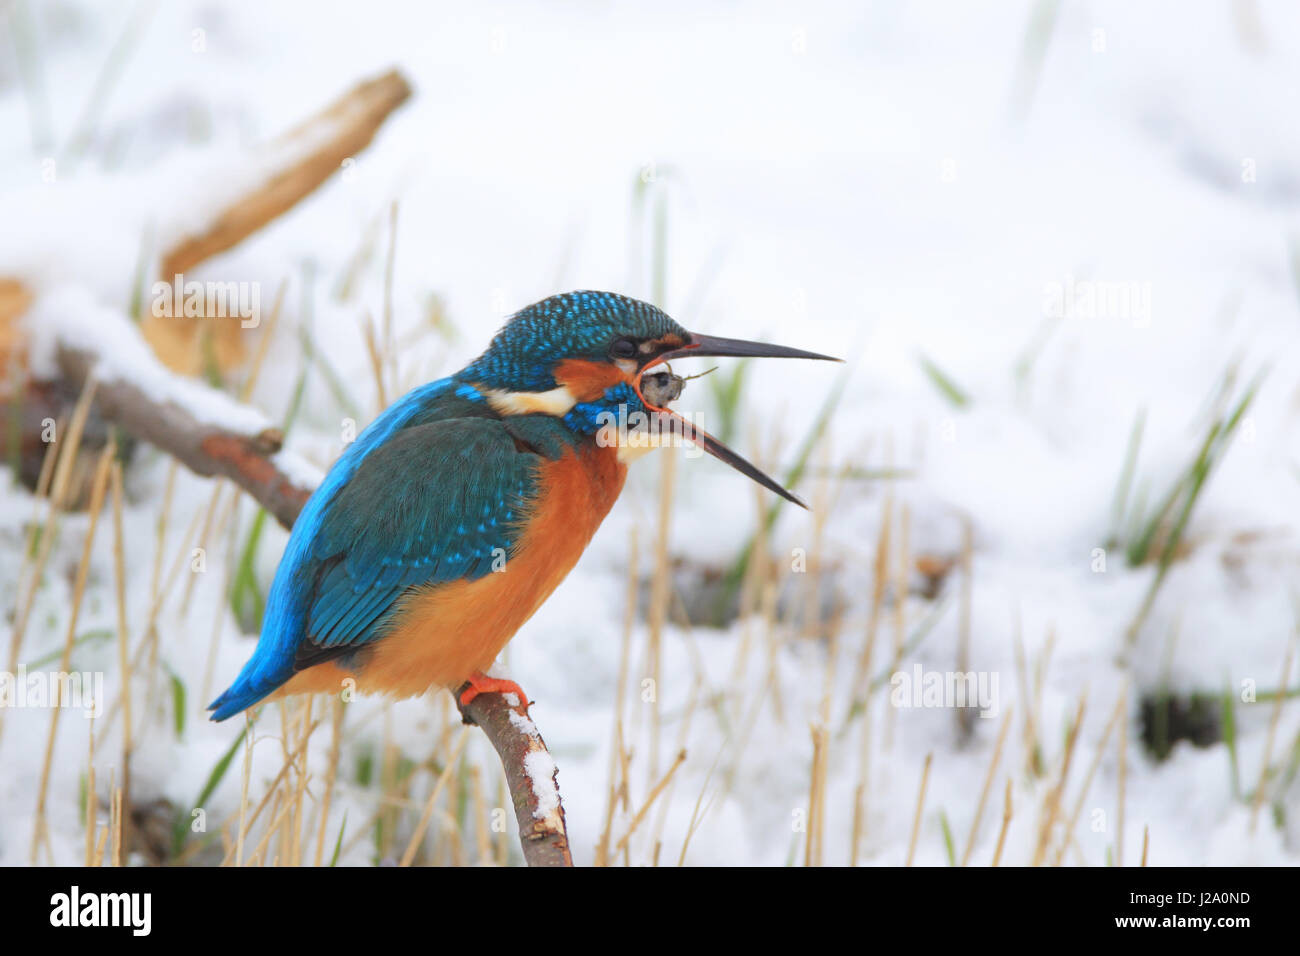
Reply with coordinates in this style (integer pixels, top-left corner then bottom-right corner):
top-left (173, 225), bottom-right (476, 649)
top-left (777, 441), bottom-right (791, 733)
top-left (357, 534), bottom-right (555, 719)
top-left (207, 664), bottom-right (286, 721)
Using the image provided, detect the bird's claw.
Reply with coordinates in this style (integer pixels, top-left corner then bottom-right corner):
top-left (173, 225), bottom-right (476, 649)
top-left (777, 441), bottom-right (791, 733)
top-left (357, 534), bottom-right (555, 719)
top-left (455, 673), bottom-right (531, 725)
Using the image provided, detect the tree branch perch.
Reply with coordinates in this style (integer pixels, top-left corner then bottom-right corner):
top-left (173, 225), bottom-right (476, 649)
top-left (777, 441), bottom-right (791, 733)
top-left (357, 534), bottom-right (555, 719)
top-left (455, 689), bottom-right (574, 867)
top-left (55, 343), bottom-right (314, 530)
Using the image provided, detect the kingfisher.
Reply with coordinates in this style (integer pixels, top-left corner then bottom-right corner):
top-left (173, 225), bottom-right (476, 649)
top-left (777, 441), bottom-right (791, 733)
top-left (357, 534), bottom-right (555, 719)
top-left (208, 291), bottom-right (836, 722)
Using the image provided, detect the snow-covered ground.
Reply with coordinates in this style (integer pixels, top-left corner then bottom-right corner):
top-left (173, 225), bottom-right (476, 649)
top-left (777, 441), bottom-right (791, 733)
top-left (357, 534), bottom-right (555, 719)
top-left (2, 0), bottom-right (1299, 866)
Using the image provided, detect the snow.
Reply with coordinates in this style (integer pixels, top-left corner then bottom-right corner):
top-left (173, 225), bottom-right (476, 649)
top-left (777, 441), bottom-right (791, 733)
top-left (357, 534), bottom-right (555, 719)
top-left (2, 0), bottom-right (1299, 867)
top-left (505, 707), bottom-right (562, 822)
top-left (24, 286), bottom-right (274, 435)
top-left (269, 449), bottom-right (325, 491)
top-left (521, 750), bottom-right (561, 822)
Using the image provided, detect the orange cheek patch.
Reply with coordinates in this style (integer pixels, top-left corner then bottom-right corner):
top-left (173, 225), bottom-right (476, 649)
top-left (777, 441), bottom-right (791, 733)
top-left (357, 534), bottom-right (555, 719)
top-left (553, 358), bottom-right (631, 401)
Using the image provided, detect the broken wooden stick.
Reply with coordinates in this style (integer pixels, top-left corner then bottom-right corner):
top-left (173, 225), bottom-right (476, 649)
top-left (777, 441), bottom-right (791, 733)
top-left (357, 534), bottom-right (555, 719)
top-left (4, 69), bottom-right (413, 383)
top-left (144, 68), bottom-right (412, 375)
top-left (159, 69), bottom-right (413, 280)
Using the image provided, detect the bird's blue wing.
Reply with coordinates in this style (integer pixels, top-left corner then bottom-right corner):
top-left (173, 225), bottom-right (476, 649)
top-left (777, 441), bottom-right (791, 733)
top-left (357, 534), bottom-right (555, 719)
top-left (300, 417), bottom-right (537, 657)
top-left (209, 413), bottom-right (539, 720)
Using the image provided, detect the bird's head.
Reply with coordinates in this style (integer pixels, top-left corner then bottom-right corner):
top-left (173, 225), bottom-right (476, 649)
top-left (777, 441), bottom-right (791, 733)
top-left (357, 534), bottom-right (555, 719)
top-left (458, 290), bottom-right (838, 507)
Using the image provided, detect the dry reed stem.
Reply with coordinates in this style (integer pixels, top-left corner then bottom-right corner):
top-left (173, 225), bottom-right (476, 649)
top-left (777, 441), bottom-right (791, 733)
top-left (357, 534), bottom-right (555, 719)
top-left (1250, 632), bottom-right (1295, 831)
top-left (238, 279), bottom-right (289, 402)
top-left (883, 503), bottom-right (910, 749)
top-left (615, 749), bottom-right (687, 855)
top-left (109, 461), bottom-right (134, 846)
top-left (31, 442), bottom-right (113, 863)
top-left (992, 777), bottom-right (1013, 866)
top-left (1013, 615), bottom-right (1043, 778)
top-left (956, 517), bottom-right (974, 739)
top-left (382, 202), bottom-right (399, 404)
top-left (10, 412), bottom-right (61, 665)
top-left (905, 751), bottom-right (933, 866)
top-left (179, 477), bottom-right (226, 611)
top-left (758, 567), bottom-right (784, 720)
top-left (850, 490), bottom-right (894, 865)
top-left (805, 723), bottom-right (830, 866)
top-left (289, 698), bottom-right (315, 866)
top-left (728, 443), bottom-right (775, 706)
top-left (244, 795), bottom-right (295, 869)
top-left (199, 493), bottom-right (241, 706)
top-left (469, 766), bottom-right (490, 865)
top-left (1054, 692), bottom-right (1126, 866)
top-left (1116, 684), bottom-right (1128, 867)
top-left (84, 720), bottom-right (96, 867)
top-left (676, 744), bottom-right (724, 867)
top-left (361, 311), bottom-right (389, 411)
top-left (5, 376), bottom-right (97, 696)
top-left (1030, 693), bottom-right (1087, 867)
top-left (649, 674), bottom-right (701, 859)
top-left (235, 715), bottom-right (254, 866)
top-left (494, 774), bottom-right (510, 866)
top-left (399, 727), bottom-right (470, 866)
top-left (596, 527), bottom-right (638, 867)
top-left (312, 696), bottom-right (346, 866)
top-left (960, 707), bottom-right (1013, 866)
top-left (110, 783), bottom-right (122, 867)
top-left (646, 448), bottom-right (676, 788)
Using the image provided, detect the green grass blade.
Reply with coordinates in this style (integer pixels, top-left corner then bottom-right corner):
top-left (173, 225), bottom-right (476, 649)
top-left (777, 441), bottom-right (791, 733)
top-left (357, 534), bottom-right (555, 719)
top-left (330, 810), bottom-right (349, 867)
top-left (230, 507), bottom-right (268, 633)
top-left (1106, 408), bottom-right (1145, 549)
top-left (1221, 684), bottom-right (1239, 799)
top-left (939, 809), bottom-right (956, 865)
top-left (24, 628), bottom-right (114, 670)
top-left (169, 668), bottom-right (187, 739)
top-left (173, 727), bottom-right (247, 855)
top-left (714, 366), bottom-right (851, 621)
top-left (917, 352), bottom-right (970, 408)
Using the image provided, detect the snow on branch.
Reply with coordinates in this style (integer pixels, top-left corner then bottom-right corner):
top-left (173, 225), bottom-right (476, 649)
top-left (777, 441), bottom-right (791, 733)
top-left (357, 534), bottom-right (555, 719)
top-left (456, 692), bottom-right (574, 867)
top-left (28, 288), bottom-right (317, 529)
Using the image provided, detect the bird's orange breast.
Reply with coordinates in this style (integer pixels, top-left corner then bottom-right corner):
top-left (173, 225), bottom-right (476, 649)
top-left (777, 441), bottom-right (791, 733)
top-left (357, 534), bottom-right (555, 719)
top-left (279, 441), bottom-right (627, 702)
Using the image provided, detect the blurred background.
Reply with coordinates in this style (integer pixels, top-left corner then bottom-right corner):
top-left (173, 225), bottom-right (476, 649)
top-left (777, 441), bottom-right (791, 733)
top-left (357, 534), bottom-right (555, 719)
top-left (1, 0), bottom-right (1298, 866)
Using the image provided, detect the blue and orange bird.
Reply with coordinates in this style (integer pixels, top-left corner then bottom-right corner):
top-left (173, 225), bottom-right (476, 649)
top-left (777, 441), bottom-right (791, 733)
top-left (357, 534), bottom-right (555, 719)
top-left (208, 291), bottom-right (836, 722)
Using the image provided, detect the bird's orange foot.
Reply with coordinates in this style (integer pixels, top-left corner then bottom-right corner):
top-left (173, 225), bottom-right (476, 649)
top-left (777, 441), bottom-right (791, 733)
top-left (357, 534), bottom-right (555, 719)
top-left (455, 672), bottom-right (531, 725)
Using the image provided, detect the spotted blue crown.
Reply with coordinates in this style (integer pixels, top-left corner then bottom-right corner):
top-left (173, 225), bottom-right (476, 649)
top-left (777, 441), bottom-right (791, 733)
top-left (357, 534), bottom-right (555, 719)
top-left (458, 291), bottom-right (687, 392)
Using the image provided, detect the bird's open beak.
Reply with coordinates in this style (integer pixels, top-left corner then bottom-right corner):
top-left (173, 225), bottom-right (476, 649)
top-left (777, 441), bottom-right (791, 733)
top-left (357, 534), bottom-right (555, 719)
top-left (635, 332), bottom-right (841, 509)
top-left (662, 333), bottom-right (840, 364)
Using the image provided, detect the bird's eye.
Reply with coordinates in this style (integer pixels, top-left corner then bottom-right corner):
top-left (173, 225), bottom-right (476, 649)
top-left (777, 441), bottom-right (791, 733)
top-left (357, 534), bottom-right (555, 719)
top-left (609, 337), bottom-right (638, 359)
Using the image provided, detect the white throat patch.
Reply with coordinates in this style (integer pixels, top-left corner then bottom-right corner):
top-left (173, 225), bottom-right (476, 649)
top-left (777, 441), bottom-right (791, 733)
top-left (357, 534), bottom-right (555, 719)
top-left (482, 385), bottom-right (579, 417)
